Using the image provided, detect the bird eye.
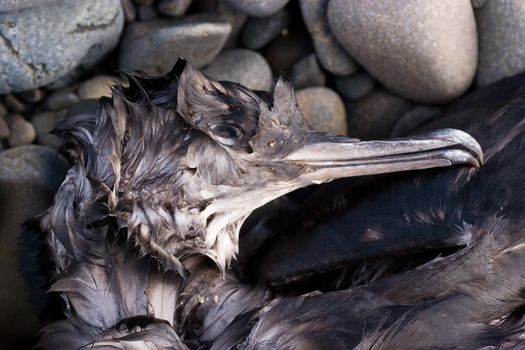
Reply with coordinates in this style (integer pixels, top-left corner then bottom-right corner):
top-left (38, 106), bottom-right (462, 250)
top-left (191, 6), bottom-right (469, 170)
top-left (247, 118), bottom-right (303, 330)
top-left (210, 123), bottom-right (243, 145)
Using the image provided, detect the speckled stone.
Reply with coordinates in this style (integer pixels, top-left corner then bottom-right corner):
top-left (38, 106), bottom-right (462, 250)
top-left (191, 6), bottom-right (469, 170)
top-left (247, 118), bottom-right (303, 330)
top-left (119, 15), bottom-right (231, 75)
top-left (241, 9), bottom-right (289, 50)
top-left (0, 0), bottom-right (60, 11)
top-left (335, 71), bottom-right (376, 101)
top-left (300, 0), bottom-right (357, 76)
top-left (390, 105), bottom-right (442, 137)
top-left (203, 49), bottom-right (273, 91)
top-left (7, 115), bottom-right (36, 147)
top-left (157, 0), bottom-right (193, 17)
top-left (78, 75), bottom-right (122, 100)
top-left (0, 0), bottom-right (124, 94)
top-left (347, 89), bottom-right (413, 140)
top-left (328, 0), bottom-right (478, 103)
top-left (0, 145), bottom-right (69, 342)
top-left (31, 110), bottom-right (67, 148)
top-left (223, 0), bottom-right (289, 17)
top-left (296, 87), bottom-right (347, 135)
top-left (291, 54), bottom-right (326, 89)
top-left (476, 0), bottom-right (525, 86)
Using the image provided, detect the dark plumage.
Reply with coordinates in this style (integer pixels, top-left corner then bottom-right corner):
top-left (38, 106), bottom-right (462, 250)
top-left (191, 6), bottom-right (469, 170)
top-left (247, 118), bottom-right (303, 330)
top-left (29, 59), bottom-right (483, 349)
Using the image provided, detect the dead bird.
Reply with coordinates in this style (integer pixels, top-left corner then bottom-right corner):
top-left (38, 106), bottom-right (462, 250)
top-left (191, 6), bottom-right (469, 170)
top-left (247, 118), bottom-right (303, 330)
top-left (31, 59), bottom-right (482, 349)
top-left (241, 73), bottom-right (525, 349)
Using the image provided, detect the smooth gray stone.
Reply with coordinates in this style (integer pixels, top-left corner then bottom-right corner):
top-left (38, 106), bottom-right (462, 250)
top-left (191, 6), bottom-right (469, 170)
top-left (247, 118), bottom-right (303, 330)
top-left (157, 0), bottom-right (193, 18)
top-left (119, 15), bottom-right (231, 75)
top-left (0, 145), bottom-right (69, 341)
top-left (296, 87), bottom-right (347, 136)
top-left (300, 0), bottom-right (357, 76)
top-left (223, 0), bottom-right (289, 17)
top-left (7, 114), bottom-right (36, 147)
top-left (0, 0), bottom-right (124, 94)
top-left (476, 0), bottom-right (525, 86)
top-left (78, 75), bottom-right (122, 100)
top-left (203, 49), bottom-right (273, 91)
top-left (335, 71), bottom-right (376, 101)
top-left (0, 0), bottom-right (60, 12)
top-left (241, 9), bottom-right (289, 50)
top-left (291, 54), bottom-right (326, 89)
top-left (46, 88), bottom-right (80, 111)
top-left (31, 110), bottom-right (67, 148)
top-left (328, 0), bottom-right (478, 103)
top-left (347, 89), bottom-right (413, 140)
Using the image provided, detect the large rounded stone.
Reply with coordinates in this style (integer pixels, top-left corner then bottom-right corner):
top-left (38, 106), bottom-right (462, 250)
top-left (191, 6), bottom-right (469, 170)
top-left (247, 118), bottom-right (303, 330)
top-left (0, 145), bottom-right (69, 342)
top-left (328, 0), bottom-right (477, 103)
top-left (119, 15), bottom-right (231, 75)
top-left (476, 0), bottom-right (525, 86)
top-left (296, 87), bottom-right (347, 135)
top-left (203, 49), bottom-right (273, 91)
top-left (300, 0), bottom-right (357, 76)
top-left (0, 0), bottom-right (60, 12)
top-left (241, 9), bottom-right (289, 50)
top-left (223, 0), bottom-right (289, 17)
top-left (0, 0), bottom-right (124, 94)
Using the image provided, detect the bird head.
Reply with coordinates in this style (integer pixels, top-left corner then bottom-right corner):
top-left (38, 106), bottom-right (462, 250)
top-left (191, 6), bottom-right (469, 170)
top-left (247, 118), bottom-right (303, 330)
top-left (47, 59), bottom-right (482, 276)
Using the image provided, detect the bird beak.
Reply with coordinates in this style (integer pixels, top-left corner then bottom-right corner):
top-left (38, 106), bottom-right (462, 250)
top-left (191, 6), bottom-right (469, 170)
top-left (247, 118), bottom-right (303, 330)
top-left (285, 128), bottom-right (483, 183)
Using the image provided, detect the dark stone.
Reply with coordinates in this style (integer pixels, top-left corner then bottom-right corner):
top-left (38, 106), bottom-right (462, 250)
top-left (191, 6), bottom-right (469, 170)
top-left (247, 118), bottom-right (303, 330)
top-left (335, 71), bottom-right (376, 101)
top-left (157, 0), bottom-right (193, 17)
top-left (263, 30), bottom-right (314, 74)
top-left (121, 0), bottom-right (137, 22)
top-left (223, 0), bottom-right (289, 17)
top-left (18, 88), bottom-right (44, 104)
top-left (241, 9), bottom-right (289, 50)
top-left (291, 54), bottom-right (326, 89)
top-left (4, 94), bottom-right (27, 113)
top-left (46, 88), bottom-right (80, 110)
top-left (390, 106), bottom-right (442, 137)
top-left (137, 4), bottom-right (159, 21)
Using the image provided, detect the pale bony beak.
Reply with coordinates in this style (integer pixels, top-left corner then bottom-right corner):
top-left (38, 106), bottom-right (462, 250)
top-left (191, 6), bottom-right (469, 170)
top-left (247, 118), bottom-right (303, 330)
top-left (285, 128), bottom-right (483, 182)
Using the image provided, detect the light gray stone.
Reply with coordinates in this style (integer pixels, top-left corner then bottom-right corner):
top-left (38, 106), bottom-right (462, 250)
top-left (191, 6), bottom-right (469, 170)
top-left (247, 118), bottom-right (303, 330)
top-left (296, 87), bottom-right (347, 135)
top-left (241, 9), bottom-right (289, 50)
top-left (291, 54), bottom-right (326, 89)
top-left (223, 0), bottom-right (289, 17)
top-left (300, 0), bottom-right (357, 76)
top-left (119, 15), bottom-right (231, 75)
top-left (335, 71), bottom-right (376, 101)
top-left (476, 0), bottom-right (525, 86)
top-left (347, 89), bottom-right (413, 140)
top-left (328, 0), bottom-right (478, 103)
top-left (0, 145), bottom-right (69, 342)
top-left (0, 0), bottom-right (60, 12)
top-left (0, 0), bottom-right (124, 94)
top-left (203, 49), bottom-right (273, 91)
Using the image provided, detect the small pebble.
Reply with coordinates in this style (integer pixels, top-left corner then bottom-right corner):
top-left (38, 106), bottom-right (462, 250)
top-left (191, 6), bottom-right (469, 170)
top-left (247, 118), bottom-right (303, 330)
top-left (31, 110), bottom-right (67, 149)
top-left (291, 54), bottom-right (326, 89)
top-left (7, 115), bottom-right (36, 147)
top-left (18, 88), bottom-right (44, 104)
top-left (300, 0), bottom-right (357, 76)
top-left (4, 94), bottom-right (27, 113)
top-left (335, 71), bottom-right (376, 101)
top-left (241, 9), bottom-right (290, 50)
top-left (158, 0), bottom-right (193, 17)
top-left (138, 4), bottom-right (159, 21)
top-left (264, 31), bottom-right (314, 74)
top-left (476, 0), bottom-right (525, 86)
top-left (46, 88), bottom-right (80, 110)
top-left (0, 115), bottom-right (9, 140)
top-left (347, 89), bottom-right (412, 140)
top-left (203, 49), bottom-right (273, 91)
top-left (296, 87), bottom-right (347, 135)
top-left (223, 0), bottom-right (289, 17)
top-left (391, 106), bottom-right (442, 137)
top-left (78, 76), bottom-right (122, 100)
top-left (122, 0), bottom-right (137, 22)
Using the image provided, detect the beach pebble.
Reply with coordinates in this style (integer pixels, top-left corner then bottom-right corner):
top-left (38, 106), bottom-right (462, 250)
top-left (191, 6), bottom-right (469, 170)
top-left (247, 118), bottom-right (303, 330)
top-left (0, 0), bottom-right (124, 94)
top-left (241, 9), bottom-right (289, 50)
top-left (335, 71), bottom-right (376, 101)
top-left (476, 0), bottom-right (525, 86)
top-left (31, 110), bottom-right (67, 148)
top-left (296, 87), bottom-right (347, 135)
top-left (7, 115), bottom-right (36, 147)
top-left (223, 0), bottom-right (289, 17)
top-left (300, 0), bottom-right (357, 76)
top-left (0, 145), bottom-right (69, 342)
top-left (328, 0), bottom-right (477, 103)
top-left (157, 0), bottom-right (193, 17)
top-left (264, 31), bottom-right (314, 74)
top-left (203, 49), bottom-right (273, 91)
top-left (78, 75), bottom-right (122, 100)
top-left (347, 89), bottom-right (412, 140)
top-left (291, 54), bottom-right (326, 89)
top-left (119, 15), bottom-right (231, 75)
top-left (18, 88), bottom-right (44, 104)
top-left (46, 88), bottom-right (80, 110)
